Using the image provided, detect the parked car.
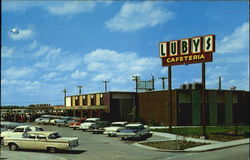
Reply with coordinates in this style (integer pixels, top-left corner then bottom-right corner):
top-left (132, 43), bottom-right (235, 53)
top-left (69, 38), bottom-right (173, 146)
top-left (79, 118), bottom-right (101, 131)
top-left (34, 115), bottom-right (53, 124)
top-left (55, 116), bottom-right (72, 127)
top-left (65, 117), bottom-right (80, 127)
top-left (0, 122), bottom-right (22, 133)
top-left (69, 118), bottom-right (86, 130)
top-left (3, 131), bottom-right (79, 153)
top-left (49, 116), bottom-right (64, 125)
top-left (116, 123), bottom-right (150, 140)
top-left (0, 125), bottom-right (44, 144)
top-left (103, 121), bottom-right (128, 137)
top-left (88, 121), bottom-right (111, 134)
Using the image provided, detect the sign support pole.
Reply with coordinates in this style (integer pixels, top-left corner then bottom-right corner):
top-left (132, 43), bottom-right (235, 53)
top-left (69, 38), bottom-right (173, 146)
top-left (201, 62), bottom-right (206, 138)
top-left (168, 66), bottom-right (173, 133)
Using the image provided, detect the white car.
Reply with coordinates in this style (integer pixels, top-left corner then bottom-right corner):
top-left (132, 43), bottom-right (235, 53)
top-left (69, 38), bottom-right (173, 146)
top-left (4, 131), bottom-right (79, 153)
top-left (34, 115), bottom-right (53, 124)
top-left (116, 123), bottom-right (150, 140)
top-left (1, 125), bottom-right (44, 144)
top-left (79, 118), bottom-right (101, 131)
top-left (103, 121), bottom-right (128, 137)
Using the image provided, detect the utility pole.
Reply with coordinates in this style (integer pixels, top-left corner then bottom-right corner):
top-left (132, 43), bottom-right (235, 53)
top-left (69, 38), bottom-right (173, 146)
top-left (62, 89), bottom-right (68, 107)
top-left (159, 77), bottom-right (167, 90)
top-left (102, 81), bottom-right (109, 92)
top-left (76, 85), bottom-right (84, 95)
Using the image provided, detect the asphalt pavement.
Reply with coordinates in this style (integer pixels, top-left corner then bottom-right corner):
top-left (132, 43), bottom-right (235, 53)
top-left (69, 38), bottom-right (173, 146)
top-left (0, 124), bottom-right (249, 160)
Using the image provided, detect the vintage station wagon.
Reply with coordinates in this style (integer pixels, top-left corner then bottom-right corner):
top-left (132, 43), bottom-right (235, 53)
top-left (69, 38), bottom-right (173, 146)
top-left (3, 131), bottom-right (79, 153)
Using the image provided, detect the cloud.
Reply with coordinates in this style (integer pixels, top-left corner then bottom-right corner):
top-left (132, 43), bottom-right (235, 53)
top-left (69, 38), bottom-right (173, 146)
top-left (27, 40), bottom-right (39, 50)
top-left (1, 46), bottom-right (15, 58)
top-left (30, 43), bottom-right (82, 72)
top-left (45, 1), bottom-right (96, 15)
top-left (2, 1), bottom-right (41, 12)
top-left (4, 67), bottom-right (36, 79)
top-left (106, 1), bottom-right (174, 32)
top-left (217, 22), bottom-right (249, 54)
top-left (84, 49), bottom-right (161, 83)
top-left (71, 70), bottom-right (88, 79)
top-left (2, 79), bottom-right (42, 91)
top-left (42, 72), bottom-right (61, 81)
top-left (8, 27), bottom-right (35, 40)
top-left (34, 46), bottom-right (61, 58)
top-left (92, 73), bottom-right (113, 82)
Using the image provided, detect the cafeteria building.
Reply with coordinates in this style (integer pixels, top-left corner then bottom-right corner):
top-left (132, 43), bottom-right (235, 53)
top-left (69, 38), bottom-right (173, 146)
top-left (58, 86), bottom-right (249, 126)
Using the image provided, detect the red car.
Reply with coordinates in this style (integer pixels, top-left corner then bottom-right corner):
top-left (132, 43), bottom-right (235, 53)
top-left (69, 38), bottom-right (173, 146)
top-left (69, 118), bottom-right (86, 130)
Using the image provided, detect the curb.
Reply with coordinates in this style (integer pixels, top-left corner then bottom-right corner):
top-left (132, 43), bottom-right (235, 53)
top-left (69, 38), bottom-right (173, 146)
top-left (132, 138), bottom-right (250, 152)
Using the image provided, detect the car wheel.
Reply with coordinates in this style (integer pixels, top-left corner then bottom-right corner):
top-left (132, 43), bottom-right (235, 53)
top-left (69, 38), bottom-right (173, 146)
top-left (138, 134), bottom-right (142, 140)
top-left (73, 128), bottom-right (76, 130)
top-left (108, 134), bottom-right (111, 137)
top-left (121, 137), bottom-right (125, 140)
top-left (47, 147), bottom-right (57, 153)
top-left (9, 143), bottom-right (18, 151)
top-left (58, 124), bottom-right (61, 127)
top-left (0, 138), bottom-right (4, 145)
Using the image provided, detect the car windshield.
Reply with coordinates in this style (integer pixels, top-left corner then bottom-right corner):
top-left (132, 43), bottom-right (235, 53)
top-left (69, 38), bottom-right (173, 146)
top-left (48, 133), bottom-right (61, 139)
top-left (85, 120), bottom-right (95, 123)
top-left (14, 128), bottom-right (24, 132)
top-left (125, 126), bottom-right (141, 130)
top-left (62, 117), bottom-right (70, 120)
top-left (36, 127), bottom-right (44, 131)
top-left (111, 124), bottom-right (124, 127)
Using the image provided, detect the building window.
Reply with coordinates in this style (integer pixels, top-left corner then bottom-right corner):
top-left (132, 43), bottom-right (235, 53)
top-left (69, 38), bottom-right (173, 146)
top-left (91, 95), bottom-right (95, 105)
top-left (100, 94), bottom-right (104, 105)
top-left (75, 96), bottom-right (79, 106)
top-left (82, 96), bottom-right (87, 105)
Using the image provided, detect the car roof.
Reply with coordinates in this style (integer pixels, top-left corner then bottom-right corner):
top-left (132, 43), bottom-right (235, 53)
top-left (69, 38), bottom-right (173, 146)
top-left (111, 121), bottom-right (128, 125)
top-left (125, 123), bottom-right (143, 127)
top-left (15, 125), bottom-right (31, 129)
top-left (86, 118), bottom-right (100, 120)
top-left (27, 131), bottom-right (57, 135)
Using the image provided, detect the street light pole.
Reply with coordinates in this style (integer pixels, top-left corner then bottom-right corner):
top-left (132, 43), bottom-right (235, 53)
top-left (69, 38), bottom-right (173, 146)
top-left (76, 85), bottom-right (83, 95)
top-left (62, 89), bottom-right (68, 107)
top-left (159, 77), bottom-right (167, 90)
top-left (102, 81), bottom-right (109, 92)
top-left (132, 75), bottom-right (140, 92)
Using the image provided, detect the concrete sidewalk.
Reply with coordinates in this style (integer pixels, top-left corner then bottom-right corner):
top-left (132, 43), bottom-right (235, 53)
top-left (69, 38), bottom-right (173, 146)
top-left (134, 131), bottom-right (250, 152)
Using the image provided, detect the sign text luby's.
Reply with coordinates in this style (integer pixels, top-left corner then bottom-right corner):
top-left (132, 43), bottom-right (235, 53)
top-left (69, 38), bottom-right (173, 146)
top-left (160, 35), bottom-right (215, 66)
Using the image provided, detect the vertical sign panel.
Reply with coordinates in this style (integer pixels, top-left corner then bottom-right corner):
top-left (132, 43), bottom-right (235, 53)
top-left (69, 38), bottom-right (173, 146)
top-left (191, 37), bottom-right (202, 54)
top-left (159, 42), bottom-right (168, 58)
top-left (180, 39), bottom-right (190, 55)
top-left (169, 41), bottom-right (178, 56)
top-left (203, 35), bottom-right (215, 53)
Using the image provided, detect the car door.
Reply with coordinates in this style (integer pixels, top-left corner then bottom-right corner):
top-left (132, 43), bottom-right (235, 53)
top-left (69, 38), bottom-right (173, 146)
top-left (19, 133), bottom-right (37, 149)
top-left (35, 134), bottom-right (48, 150)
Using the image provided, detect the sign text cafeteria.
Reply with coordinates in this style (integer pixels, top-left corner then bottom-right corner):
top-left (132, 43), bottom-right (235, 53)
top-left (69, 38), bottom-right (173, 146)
top-left (160, 35), bottom-right (215, 66)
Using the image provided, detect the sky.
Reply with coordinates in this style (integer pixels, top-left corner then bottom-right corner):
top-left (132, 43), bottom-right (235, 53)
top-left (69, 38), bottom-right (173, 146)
top-left (1, 1), bottom-right (249, 106)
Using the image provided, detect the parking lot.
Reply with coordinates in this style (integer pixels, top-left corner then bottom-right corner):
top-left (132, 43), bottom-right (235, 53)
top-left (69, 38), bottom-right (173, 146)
top-left (1, 123), bottom-right (174, 160)
top-left (1, 122), bottom-right (249, 160)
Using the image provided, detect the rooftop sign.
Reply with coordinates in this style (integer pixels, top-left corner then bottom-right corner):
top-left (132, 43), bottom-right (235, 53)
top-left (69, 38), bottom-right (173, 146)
top-left (159, 35), bottom-right (215, 66)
